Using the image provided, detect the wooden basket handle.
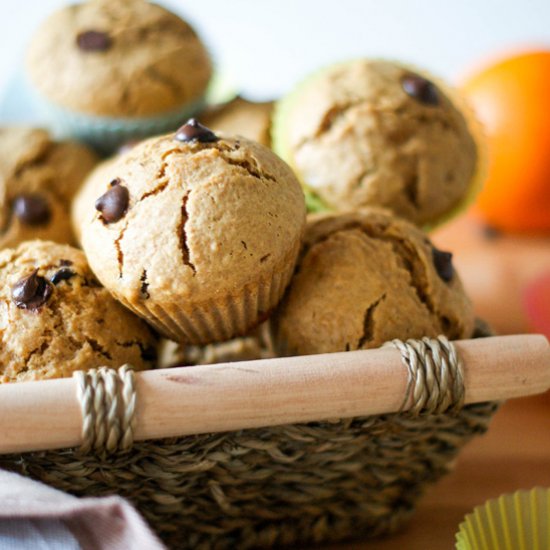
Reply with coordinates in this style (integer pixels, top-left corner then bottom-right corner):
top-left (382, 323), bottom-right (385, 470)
top-left (0, 334), bottom-right (548, 455)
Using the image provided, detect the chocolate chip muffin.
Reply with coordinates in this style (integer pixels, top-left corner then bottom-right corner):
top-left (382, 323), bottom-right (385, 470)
top-left (0, 127), bottom-right (98, 249)
top-left (271, 209), bottom-right (475, 356)
top-left (75, 120), bottom-right (306, 344)
top-left (25, 0), bottom-right (212, 151)
top-left (200, 97), bottom-right (275, 147)
top-left (72, 155), bottom-right (118, 243)
top-left (0, 240), bottom-right (157, 383)
top-left (272, 59), bottom-right (481, 226)
top-left (26, 0), bottom-right (211, 118)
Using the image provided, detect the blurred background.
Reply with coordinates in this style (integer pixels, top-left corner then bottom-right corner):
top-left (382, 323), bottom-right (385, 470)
top-left (1, 0), bottom-right (550, 97)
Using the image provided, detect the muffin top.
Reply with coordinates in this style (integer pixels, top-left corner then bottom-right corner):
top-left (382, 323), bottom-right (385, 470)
top-left (201, 97), bottom-right (275, 147)
top-left (26, 0), bottom-right (212, 117)
top-left (0, 127), bottom-right (98, 249)
top-left (272, 209), bottom-right (475, 356)
top-left (273, 59), bottom-right (479, 225)
top-left (75, 121), bottom-right (305, 311)
top-left (0, 240), bottom-right (157, 383)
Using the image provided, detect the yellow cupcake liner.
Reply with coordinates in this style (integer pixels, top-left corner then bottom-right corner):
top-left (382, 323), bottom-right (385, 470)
top-left (117, 243), bottom-right (300, 345)
top-left (272, 58), bottom-right (488, 227)
top-left (456, 488), bottom-right (550, 550)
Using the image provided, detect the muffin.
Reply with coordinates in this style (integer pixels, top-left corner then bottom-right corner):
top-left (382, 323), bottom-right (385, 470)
top-left (72, 155), bottom-right (118, 243)
top-left (159, 322), bottom-right (275, 368)
top-left (0, 240), bottom-right (157, 383)
top-left (272, 59), bottom-right (480, 226)
top-left (272, 209), bottom-right (475, 356)
top-left (200, 97), bottom-right (275, 147)
top-left (75, 120), bottom-right (306, 344)
top-left (0, 127), bottom-right (98, 250)
top-left (26, 0), bottom-right (212, 152)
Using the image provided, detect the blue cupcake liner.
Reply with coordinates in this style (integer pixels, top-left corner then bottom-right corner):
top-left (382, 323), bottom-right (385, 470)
top-left (2, 66), bottom-right (238, 154)
top-left (30, 90), bottom-right (207, 155)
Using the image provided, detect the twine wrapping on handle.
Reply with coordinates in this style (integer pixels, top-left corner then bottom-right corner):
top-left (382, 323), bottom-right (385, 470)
top-left (385, 335), bottom-right (464, 415)
top-left (73, 365), bottom-right (136, 454)
top-left (4, 327), bottom-right (547, 549)
top-left (72, 336), bottom-right (465, 453)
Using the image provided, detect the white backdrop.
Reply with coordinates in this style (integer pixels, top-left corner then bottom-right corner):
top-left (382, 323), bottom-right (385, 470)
top-left (1, 0), bottom-right (549, 99)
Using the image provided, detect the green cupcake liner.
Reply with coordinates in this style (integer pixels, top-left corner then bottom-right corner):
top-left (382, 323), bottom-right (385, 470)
top-left (304, 189), bottom-right (331, 213)
top-left (272, 58), bottom-right (487, 226)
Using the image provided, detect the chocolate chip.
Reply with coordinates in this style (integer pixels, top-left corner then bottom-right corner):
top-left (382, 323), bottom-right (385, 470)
top-left (59, 259), bottom-right (73, 267)
top-left (140, 345), bottom-right (157, 362)
top-left (174, 119), bottom-right (219, 143)
top-left (402, 73), bottom-right (439, 106)
top-left (12, 269), bottom-right (53, 311)
top-left (50, 268), bottom-right (76, 285)
top-left (95, 184), bottom-right (129, 224)
top-left (432, 247), bottom-right (454, 282)
top-left (12, 194), bottom-right (51, 226)
top-left (77, 30), bottom-right (111, 52)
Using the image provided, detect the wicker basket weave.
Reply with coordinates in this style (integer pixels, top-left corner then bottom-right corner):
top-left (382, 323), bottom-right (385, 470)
top-left (0, 324), bottom-right (498, 549)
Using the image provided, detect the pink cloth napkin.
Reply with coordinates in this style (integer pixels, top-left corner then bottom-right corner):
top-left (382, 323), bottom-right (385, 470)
top-left (0, 469), bottom-right (166, 550)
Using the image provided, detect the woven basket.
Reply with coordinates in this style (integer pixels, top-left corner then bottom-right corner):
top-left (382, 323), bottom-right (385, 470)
top-left (0, 324), bottom-right (499, 549)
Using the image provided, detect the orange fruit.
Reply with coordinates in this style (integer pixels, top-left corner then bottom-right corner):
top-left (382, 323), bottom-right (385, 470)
top-left (461, 50), bottom-right (550, 233)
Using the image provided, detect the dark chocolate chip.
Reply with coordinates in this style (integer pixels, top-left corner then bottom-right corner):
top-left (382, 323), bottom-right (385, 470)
top-left (402, 73), bottom-right (439, 106)
top-left (77, 30), bottom-right (112, 52)
top-left (12, 269), bottom-right (53, 310)
top-left (140, 345), bottom-right (157, 362)
top-left (174, 119), bottom-right (219, 143)
top-left (12, 194), bottom-right (51, 226)
top-left (59, 259), bottom-right (73, 267)
top-left (50, 268), bottom-right (76, 285)
top-left (432, 247), bottom-right (454, 282)
top-left (95, 184), bottom-right (129, 224)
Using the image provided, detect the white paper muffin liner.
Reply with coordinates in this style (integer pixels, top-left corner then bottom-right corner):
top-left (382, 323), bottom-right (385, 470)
top-left (456, 487), bottom-right (550, 550)
top-left (116, 243), bottom-right (300, 345)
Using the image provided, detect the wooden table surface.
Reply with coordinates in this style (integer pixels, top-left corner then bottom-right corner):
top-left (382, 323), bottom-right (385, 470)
top-left (324, 390), bottom-right (550, 550)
